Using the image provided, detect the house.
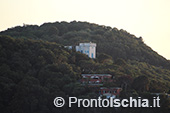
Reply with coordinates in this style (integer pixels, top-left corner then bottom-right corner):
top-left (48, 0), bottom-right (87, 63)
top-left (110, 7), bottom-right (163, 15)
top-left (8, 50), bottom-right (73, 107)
top-left (64, 42), bottom-right (96, 58)
top-left (64, 46), bottom-right (72, 49)
top-left (80, 74), bottom-right (122, 98)
top-left (99, 87), bottom-right (122, 98)
top-left (81, 74), bottom-right (113, 85)
top-left (76, 42), bottom-right (96, 58)
top-left (151, 93), bottom-right (169, 98)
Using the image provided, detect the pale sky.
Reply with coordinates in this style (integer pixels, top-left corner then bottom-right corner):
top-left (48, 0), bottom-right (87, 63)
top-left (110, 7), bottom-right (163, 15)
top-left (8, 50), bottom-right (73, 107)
top-left (1, 0), bottom-right (170, 59)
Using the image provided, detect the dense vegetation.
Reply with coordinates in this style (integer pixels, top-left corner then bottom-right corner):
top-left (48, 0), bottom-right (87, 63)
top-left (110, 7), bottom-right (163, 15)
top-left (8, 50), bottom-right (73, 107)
top-left (0, 21), bottom-right (170, 113)
top-left (1, 21), bottom-right (170, 68)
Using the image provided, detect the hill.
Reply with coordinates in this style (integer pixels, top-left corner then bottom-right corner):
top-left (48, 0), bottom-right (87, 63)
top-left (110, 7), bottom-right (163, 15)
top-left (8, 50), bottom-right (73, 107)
top-left (1, 21), bottom-right (170, 68)
top-left (1, 21), bottom-right (170, 113)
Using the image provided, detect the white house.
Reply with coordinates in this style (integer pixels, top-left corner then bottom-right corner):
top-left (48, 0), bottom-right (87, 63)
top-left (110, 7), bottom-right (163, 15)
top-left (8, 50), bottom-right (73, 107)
top-left (64, 46), bottom-right (72, 49)
top-left (76, 42), bottom-right (96, 58)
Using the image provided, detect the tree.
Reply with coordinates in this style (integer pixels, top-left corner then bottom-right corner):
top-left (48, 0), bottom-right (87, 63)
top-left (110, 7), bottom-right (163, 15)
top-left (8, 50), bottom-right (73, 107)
top-left (97, 53), bottom-right (113, 64)
top-left (132, 76), bottom-right (150, 92)
top-left (10, 77), bottom-right (50, 113)
top-left (115, 58), bottom-right (127, 66)
top-left (48, 26), bottom-right (59, 36)
top-left (117, 75), bottom-right (133, 91)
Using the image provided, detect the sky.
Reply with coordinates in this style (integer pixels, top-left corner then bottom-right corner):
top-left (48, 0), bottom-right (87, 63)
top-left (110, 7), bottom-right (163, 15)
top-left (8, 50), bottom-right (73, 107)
top-left (1, 0), bottom-right (170, 59)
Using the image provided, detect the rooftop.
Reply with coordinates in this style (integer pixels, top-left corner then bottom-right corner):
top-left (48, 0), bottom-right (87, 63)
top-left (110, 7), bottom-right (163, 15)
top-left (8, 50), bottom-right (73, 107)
top-left (79, 42), bottom-right (96, 46)
top-left (82, 74), bottom-right (112, 76)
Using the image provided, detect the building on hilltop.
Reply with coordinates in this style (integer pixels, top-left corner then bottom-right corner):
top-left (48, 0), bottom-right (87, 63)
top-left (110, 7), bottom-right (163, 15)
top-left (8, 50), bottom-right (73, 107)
top-left (64, 42), bottom-right (97, 58)
top-left (76, 42), bottom-right (96, 58)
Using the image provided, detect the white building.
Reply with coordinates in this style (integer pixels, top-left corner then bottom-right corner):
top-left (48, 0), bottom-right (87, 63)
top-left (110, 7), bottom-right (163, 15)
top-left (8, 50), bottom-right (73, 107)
top-left (76, 42), bottom-right (96, 58)
top-left (64, 46), bottom-right (72, 49)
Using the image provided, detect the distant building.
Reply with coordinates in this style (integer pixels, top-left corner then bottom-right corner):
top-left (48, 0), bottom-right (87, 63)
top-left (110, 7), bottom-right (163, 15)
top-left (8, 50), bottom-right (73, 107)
top-left (80, 74), bottom-right (122, 98)
top-left (151, 93), bottom-right (169, 97)
top-left (64, 46), bottom-right (72, 49)
top-left (81, 74), bottom-right (113, 85)
top-left (76, 42), bottom-right (96, 58)
top-left (99, 87), bottom-right (122, 98)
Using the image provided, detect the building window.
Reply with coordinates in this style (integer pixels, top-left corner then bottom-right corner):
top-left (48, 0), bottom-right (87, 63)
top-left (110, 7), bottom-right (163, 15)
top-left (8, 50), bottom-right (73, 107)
top-left (91, 53), bottom-right (93, 58)
top-left (113, 90), bottom-right (117, 93)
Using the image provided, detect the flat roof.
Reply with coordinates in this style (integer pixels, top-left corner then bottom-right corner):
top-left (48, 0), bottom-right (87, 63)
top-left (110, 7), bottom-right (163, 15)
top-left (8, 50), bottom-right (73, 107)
top-left (79, 43), bottom-right (96, 46)
top-left (82, 74), bottom-right (112, 76)
top-left (100, 87), bottom-right (122, 89)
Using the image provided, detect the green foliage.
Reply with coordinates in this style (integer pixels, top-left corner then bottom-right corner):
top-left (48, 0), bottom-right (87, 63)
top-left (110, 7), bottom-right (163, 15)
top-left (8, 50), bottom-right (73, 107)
top-left (1, 21), bottom-right (169, 68)
top-left (0, 36), bottom-right (87, 113)
top-left (132, 76), bottom-right (150, 92)
top-left (0, 21), bottom-right (170, 113)
top-left (97, 53), bottom-right (113, 64)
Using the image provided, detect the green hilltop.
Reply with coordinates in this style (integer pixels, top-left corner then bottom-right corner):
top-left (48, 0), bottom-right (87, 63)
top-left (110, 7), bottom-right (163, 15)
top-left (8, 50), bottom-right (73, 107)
top-left (1, 21), bottom-right (169, 67)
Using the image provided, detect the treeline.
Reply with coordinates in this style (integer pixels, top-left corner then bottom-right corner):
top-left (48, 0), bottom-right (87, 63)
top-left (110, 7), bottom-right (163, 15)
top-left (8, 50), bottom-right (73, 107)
top-left (1, 21), bottom-right (170, 68)
top-left (0, 36), bottom-right (170, 113)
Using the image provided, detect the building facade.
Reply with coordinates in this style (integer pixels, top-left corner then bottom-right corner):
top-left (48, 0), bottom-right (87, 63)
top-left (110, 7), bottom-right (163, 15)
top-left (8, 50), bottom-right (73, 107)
top-left (76, 42), bottom-right (96, 58)
top-left (81, 74), bottom-right (113, 85)
top-left (80, 74), bottom-right (122, 98)
top-left (99, 87), bottom-right (122, 98)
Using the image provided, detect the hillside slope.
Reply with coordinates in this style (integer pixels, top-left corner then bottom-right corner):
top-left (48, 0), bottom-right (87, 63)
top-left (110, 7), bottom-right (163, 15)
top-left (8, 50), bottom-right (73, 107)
top-left (0, 35), bottom-right (170, 113)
